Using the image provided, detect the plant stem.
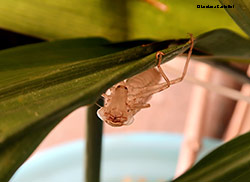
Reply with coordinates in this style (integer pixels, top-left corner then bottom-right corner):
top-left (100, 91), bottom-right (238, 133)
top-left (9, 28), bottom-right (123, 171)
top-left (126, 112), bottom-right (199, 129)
top-left (85, 103), bottom-right (103, 182)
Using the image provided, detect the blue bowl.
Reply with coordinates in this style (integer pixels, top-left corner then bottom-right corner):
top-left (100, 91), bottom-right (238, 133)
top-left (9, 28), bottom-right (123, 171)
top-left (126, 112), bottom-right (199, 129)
top-left (11, 133), bottom-right (221, 182)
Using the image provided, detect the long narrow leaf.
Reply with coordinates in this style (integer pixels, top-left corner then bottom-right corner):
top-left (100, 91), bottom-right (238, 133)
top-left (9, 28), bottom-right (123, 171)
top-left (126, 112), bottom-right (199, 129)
top-left (0, 0), bottom-right (244, 40)
top-left (173, 132), bottom-right (250, 182)
top-left (0, 36), bottom-right (191, 182)
top-left (219, 0), bottom-right (250, 37)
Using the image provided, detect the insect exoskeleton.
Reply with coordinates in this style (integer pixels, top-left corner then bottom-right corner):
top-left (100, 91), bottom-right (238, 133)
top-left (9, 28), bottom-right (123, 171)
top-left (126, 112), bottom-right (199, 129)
top-left (97, 83), bottom-right (134, 127)
top-left (98, 34), bottom-right (194, 127)
top-left (97, 68), bottom-right (162, 127)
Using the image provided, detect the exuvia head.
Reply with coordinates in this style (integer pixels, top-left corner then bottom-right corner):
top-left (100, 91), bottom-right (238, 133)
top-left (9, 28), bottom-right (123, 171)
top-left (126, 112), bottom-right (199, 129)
top-left (97, 107), bottom-right (134, 127)
top-left (97, 85), bottom-right (134, 127)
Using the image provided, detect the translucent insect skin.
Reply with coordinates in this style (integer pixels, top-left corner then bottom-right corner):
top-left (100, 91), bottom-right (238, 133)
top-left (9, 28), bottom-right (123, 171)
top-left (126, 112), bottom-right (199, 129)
top-left (97, 68), bottom-right (161, 127)
top-left (97, 35), bottom-right (194, 127)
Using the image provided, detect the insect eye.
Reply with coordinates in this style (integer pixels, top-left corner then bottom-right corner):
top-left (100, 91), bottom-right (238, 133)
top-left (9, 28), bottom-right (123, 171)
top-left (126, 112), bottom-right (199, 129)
top-left (117, 85), bottom-right (128, 90)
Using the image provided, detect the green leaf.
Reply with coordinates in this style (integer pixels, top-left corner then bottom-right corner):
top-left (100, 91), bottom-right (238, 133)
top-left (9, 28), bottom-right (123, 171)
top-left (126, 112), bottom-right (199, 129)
top-left (194, 29), bottom-right (250, 84)
top-left (173, 132), bottom-right (250, 182)
top-left (0, 29), bottom-right (250, 181)
top-left (219, 0), bottom-right (250, 37)
top-left (0, 0), bottom-right (244, 41)
top-left (195, 29), bottom-right (250, 61)
top-left (0, 36), bottom-right (191, 182)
